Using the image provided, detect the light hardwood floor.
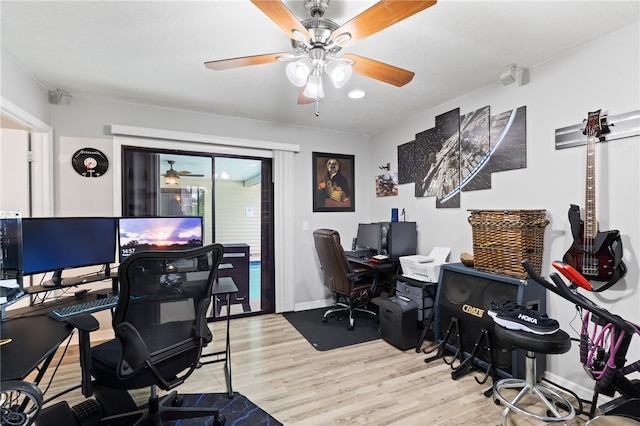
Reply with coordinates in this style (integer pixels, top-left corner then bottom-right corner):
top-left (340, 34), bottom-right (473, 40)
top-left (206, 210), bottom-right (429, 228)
top-left (36, 314), bottom-right (591, 425)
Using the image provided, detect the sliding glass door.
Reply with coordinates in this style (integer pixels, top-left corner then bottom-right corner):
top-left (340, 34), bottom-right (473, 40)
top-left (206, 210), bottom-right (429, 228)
top-left (122, 147), bottom-right (275, 319)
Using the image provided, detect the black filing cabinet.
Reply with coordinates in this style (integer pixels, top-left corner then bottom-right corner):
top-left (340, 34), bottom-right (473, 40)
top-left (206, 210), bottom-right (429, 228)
top-left (216, 244), bottom-right (250, 314)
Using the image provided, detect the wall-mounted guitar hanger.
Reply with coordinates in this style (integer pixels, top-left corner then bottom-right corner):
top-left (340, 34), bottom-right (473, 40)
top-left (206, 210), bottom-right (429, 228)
top-left (555, 109), bottom-right (639, 149)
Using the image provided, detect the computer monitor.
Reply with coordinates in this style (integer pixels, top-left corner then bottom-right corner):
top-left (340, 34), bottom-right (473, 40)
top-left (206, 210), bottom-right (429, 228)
top-left (21, 217), bottom-right (117, 286)
top-left (355, 223), bottom-right (381, 254)
top-left (118, 216), bottom-right (203, 261)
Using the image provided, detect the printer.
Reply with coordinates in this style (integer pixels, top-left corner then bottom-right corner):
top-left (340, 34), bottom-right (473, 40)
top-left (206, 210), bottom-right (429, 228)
top-left (399, 247), bottom-right (450, 283)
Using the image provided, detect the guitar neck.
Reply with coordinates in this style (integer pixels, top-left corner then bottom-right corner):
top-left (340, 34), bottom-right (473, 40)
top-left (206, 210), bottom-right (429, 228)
top-left (584, 133), bottom-right (597, 240)
top-left (583, 110), bottom-right (607, 241)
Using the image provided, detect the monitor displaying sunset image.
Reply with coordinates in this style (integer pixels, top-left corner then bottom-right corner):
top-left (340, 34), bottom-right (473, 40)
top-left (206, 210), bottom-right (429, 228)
top-left (118, 216), bottom-right (203, 261)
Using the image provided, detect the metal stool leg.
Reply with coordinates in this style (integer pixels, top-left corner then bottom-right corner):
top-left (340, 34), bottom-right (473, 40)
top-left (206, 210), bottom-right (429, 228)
top-left (493, 351), bottom-right (575, 425)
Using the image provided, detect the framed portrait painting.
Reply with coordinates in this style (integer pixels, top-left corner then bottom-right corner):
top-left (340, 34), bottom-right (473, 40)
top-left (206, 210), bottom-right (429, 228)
top-left (312, 152), bottom-right (355, 212)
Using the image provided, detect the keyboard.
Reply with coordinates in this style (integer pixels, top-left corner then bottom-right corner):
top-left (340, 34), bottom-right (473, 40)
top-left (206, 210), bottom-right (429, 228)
top-left (48, 295), bottom-right (119, 322)
top-left (345, 250), bottom-right (369, 258)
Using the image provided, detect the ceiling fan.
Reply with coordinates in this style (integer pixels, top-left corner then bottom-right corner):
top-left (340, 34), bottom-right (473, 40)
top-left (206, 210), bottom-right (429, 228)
top-left (163, 160), bottom-right (204, 184)
top-left (204, 0), bottom-right (437, 110)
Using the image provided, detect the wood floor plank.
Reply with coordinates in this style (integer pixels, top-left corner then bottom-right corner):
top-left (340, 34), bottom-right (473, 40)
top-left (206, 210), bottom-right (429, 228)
top-left (35, 314), bottom-right (590, 425)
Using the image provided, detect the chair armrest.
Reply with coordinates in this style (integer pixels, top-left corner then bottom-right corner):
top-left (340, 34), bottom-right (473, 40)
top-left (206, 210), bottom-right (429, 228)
top-left (64, 313), bottom-right (100, 333)
top-left (114, 322), bottom-right (151, 375)
top-left (347, 269), bottom-right (379, 295)
top-left (63, 314), bottom-right (100, 398)
top-left (114, 322), bottom-right (180, 391)
top-left (347, 268), bottom-right (374, 281)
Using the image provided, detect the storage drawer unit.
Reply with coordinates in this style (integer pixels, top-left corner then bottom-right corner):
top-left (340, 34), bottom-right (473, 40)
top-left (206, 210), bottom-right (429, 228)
top-left (396, 280), bottom-right (434, 321)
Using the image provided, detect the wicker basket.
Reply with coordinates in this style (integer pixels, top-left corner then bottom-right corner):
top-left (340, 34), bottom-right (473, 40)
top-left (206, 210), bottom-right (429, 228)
top-left (468, 209), bottom-right (549, 279)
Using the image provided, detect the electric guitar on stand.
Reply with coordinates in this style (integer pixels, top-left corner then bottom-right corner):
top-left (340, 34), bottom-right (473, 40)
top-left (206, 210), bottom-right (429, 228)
top-left (562, 110), bottom-right (626, 291)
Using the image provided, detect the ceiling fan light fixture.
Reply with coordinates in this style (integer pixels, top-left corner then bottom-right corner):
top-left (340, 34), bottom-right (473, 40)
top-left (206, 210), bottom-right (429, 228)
top-left (303, 74), bottom-right (324, 99)
top-left (326, 60), bottom-right (352, 88)
top-left (286, 59), bottom-right (311, 87)
top-left (165, 174), bottom-right (179, 185)
top-left (164, 160), bottom-right (180, 185)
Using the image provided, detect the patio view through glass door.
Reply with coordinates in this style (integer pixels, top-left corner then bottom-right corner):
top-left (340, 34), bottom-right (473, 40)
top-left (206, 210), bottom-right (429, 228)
top-left (122, 148), bottom-right (275, 320)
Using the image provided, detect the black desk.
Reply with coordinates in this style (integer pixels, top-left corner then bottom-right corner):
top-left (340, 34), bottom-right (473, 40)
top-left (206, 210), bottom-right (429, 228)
top-left (201, 277), bottom-right (238, 398)
top-left (346, 256), bottom-right (398, 294)
top-left (1, 315), bottom-right (72, 383)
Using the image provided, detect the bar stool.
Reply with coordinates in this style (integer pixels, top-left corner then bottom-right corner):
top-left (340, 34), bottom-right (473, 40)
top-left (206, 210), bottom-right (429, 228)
top-left (493, 325), bottom-right (575, 425)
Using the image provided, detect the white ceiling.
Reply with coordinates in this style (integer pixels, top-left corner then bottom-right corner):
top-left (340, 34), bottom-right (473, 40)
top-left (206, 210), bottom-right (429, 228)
top-left (1, 1), bottom-right (639, 136)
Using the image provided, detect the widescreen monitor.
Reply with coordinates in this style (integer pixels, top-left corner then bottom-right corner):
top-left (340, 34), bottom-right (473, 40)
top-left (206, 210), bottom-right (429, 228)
top-left (118, 216), bottom-right (203, 261)
top-left (355, 223), bottom-right (381, 254)
top-left (21, 217), bottom-right (117, 284)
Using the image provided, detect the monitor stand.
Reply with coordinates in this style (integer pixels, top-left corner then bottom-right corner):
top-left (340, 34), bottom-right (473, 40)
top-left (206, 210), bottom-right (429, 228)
top-left (42, 270), bottom-right (64, 288)
top-left (42, 270), bottom-right (97, 288)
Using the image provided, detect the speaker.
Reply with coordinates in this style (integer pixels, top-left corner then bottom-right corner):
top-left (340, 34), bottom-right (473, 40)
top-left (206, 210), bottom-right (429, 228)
top-left (435, 263), bottom-right (546, 379)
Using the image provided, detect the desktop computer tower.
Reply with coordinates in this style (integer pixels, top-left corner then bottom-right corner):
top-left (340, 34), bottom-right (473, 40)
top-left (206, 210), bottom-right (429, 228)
top-left (378, 222), bottom-right (417, 261)
top-left (217, 244), bottom-right (250, 314)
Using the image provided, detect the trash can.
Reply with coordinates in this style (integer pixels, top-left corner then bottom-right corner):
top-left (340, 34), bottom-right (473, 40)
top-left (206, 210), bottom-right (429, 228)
top-left (378, 296), bottom-right (418, 350)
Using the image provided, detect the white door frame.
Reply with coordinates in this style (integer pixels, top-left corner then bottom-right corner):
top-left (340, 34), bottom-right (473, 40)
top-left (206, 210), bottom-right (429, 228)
top-left (1, 97), bottom-right (54, 217)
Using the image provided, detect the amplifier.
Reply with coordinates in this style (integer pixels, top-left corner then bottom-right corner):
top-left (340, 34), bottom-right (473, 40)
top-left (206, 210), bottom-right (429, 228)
top-left (435, 263), bottom-right (546, 379)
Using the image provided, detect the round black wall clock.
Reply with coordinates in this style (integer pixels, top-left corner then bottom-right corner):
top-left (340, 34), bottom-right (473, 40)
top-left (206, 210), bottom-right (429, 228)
top-left (71, 148), bottom-right (109, 177)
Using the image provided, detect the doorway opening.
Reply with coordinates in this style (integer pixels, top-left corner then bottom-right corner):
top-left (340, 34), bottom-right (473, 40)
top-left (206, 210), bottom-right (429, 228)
top-left (122, 148), bottom-right (275, 320)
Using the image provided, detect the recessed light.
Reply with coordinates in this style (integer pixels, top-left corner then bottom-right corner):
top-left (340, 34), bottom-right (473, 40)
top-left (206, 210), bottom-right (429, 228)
top-left (348, 90), bottom-right (365, 99)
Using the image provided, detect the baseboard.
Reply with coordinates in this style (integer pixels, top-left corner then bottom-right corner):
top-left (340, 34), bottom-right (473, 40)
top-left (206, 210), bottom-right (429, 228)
top-left (294, 298), bottom-right (332, 312)
top-left (543, 371), bottom-right (611, 404)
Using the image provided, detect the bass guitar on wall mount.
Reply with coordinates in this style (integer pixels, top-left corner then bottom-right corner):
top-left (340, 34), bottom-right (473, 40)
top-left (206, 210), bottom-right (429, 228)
top-left (562, 110), bottom-right (626, 290)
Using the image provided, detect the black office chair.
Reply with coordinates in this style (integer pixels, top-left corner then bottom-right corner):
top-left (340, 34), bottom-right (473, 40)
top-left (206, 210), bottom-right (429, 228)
top-left (312, 229), bottom-right (378, 330)
top-left (71, 244), bottom-right (225, 426)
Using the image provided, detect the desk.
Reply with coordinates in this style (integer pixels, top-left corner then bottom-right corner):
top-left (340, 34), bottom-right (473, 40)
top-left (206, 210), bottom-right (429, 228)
top-left (346, 255), bottom-right (398, 295)
top-left (1, 315), bottom-right (72, 383)
top-left (201, 277), bottom-right (238, 398)
top-left (26, 273), bottom-right (118, 295)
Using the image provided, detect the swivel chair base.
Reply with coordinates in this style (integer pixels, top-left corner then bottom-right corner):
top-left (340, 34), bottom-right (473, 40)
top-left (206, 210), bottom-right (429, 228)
top-left (492, 326), bottom-right (574, 425)
top-left (98, 389), bottom-right (225, 426)
top-left (322, 301), bottom-right (377, 330)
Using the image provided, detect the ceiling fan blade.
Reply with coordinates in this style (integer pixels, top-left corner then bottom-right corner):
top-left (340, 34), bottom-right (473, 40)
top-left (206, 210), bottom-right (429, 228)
top-left (250, 0), bottom-right (311, 41)
top-left (333, 0), bottom-right (437, 47)
top-left (204, 53), bottom-right (287, 71)
top-left (343, 54), bottom-right (415, 87)
top-left (178, 171), bottom-right (205, 177)
top-left (297, 87), bottom-right (315, 105)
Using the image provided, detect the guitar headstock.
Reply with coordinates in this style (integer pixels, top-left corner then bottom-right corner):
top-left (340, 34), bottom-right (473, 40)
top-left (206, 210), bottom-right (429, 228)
top-left (582, 109), bottom-right (611, 141)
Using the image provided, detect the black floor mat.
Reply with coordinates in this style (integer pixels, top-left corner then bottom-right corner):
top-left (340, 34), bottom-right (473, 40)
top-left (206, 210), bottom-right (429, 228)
top-left (283, 307), bottom-right (380, 351)
top-left (168, 392), bottom-right (281, 425)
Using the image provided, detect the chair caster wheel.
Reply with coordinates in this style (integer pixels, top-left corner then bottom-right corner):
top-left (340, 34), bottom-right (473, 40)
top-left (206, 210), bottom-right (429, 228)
top-left (322, 317), bottom-right (328, 323)
top-left (212, 414), bottom-right (226, 426)
top-left (493, 397), bottom-right (501, 406)
top-left (348, 325), bottom-right (354, 330)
